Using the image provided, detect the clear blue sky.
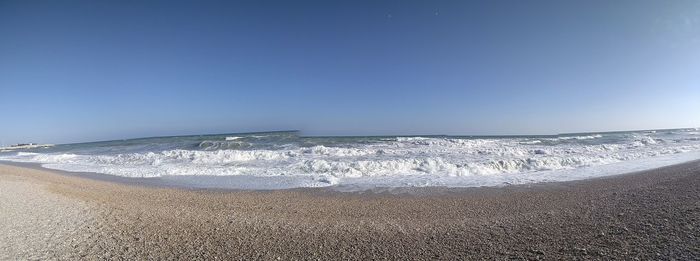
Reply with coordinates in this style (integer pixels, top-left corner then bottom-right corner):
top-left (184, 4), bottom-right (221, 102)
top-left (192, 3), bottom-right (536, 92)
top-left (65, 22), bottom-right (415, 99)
top-left (1, 0), bottom-right (699, 144)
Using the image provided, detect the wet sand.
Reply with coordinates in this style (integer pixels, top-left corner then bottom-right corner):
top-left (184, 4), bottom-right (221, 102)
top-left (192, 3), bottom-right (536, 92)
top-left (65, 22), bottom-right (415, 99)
top-left (0, 162), bottom-right (699, 259)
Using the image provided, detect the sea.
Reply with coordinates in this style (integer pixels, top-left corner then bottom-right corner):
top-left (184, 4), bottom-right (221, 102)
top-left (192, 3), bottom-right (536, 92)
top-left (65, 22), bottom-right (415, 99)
top-left (1, 128), bottom-right (700, 190)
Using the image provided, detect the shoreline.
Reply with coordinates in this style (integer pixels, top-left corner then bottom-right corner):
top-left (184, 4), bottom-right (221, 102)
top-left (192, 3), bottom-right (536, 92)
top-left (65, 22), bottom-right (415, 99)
top-left (4, 128), bottom-right (698, 190)
top-left (4, 156), bottom-right (700, 193)
top-left (1, 161), bottom-right (699, 259)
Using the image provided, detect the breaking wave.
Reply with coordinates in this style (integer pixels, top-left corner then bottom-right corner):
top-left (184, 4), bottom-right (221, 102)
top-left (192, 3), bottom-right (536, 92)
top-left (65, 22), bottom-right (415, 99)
top-left (2, 129), bottom-right (700, 189)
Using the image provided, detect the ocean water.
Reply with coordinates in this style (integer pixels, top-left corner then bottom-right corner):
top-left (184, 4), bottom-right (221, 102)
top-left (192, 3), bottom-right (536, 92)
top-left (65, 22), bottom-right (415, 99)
top-left (1, 129), bottom-right (700, 190)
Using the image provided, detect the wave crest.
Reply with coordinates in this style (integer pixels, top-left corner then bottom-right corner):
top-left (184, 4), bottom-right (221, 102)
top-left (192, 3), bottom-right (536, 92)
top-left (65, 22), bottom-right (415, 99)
top-left (1, 130), bottom-right (699, 188)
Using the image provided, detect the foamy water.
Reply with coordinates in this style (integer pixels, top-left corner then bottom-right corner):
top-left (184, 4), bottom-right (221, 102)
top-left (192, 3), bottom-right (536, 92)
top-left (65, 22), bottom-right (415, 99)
top-left (1, 129), bottom-right (699, 190)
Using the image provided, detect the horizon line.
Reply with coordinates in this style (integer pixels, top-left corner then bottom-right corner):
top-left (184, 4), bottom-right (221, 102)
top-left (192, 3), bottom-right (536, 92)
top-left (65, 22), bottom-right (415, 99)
top-left (36, 126), bottom-right (700, 146)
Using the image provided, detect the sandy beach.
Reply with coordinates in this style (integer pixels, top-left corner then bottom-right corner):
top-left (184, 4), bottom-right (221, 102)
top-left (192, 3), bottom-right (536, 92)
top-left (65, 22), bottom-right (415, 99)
top-left (4, 0), bottom-right (699, 259)
top-left (1, 162), bottom-right (699, 259)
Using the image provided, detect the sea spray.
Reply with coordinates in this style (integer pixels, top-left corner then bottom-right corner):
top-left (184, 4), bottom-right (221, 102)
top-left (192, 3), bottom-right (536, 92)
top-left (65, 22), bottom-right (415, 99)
top-left (2, 129), bottom-right (700, 189)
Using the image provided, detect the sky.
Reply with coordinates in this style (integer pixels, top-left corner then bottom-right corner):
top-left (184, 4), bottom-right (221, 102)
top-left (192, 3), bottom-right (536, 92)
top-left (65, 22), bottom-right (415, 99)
top-left (1, 0), bottom-right (699, 145)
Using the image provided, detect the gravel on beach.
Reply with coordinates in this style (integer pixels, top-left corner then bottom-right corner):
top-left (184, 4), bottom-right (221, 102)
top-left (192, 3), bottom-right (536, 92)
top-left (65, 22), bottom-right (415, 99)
top-left (0, 161), bottom-right (699, 259)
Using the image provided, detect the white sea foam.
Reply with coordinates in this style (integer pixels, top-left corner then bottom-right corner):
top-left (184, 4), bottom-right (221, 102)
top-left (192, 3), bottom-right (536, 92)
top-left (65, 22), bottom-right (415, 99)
top-left (551, 134), bottom-right (603, 140)
top-left (2, 130), bottom-right (700, 190)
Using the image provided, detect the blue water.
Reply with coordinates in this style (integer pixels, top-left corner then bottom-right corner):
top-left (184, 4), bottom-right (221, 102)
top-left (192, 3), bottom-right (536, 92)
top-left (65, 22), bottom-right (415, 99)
top-left (2, 128), bottom-right (699, 189)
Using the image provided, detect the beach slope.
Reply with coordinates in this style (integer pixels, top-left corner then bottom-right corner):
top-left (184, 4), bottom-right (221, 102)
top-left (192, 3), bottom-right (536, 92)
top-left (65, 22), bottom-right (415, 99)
top-left (0, 162), bottom-right (698, 259)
